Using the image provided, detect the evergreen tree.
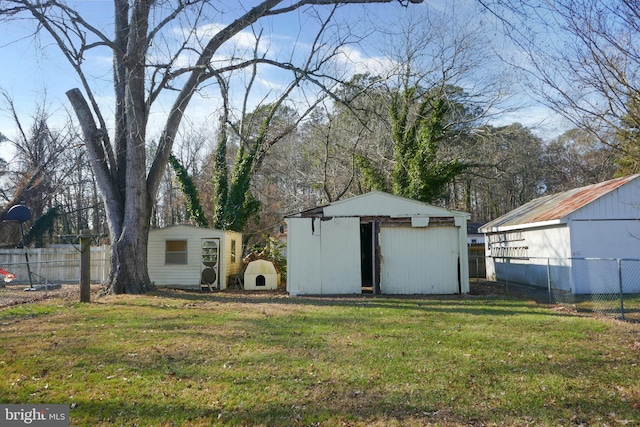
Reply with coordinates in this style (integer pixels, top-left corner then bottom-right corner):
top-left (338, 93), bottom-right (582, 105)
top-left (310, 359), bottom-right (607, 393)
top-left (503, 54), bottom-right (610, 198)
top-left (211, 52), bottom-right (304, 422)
top-left (212, 120), bottom-right (229, 230)
top-left (168, 154), bottom-right (209, 228)
top-left (390, 89), bottom-right (468, 203)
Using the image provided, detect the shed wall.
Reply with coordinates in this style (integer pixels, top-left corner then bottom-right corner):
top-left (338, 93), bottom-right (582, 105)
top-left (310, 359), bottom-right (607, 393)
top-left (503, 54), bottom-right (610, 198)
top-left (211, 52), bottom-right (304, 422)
top-left (570, 181), bottom-right (640, 221)
top-left (148, 227), bottom-right (222, 287)
top-left (485, 220), bottom-right (640, 294)
top-left (570, 220), bottom-right (640, 293)
top-left (288, 217), bottom-right (468, 295)
top-left (148, 226), bottom-right (239, 289)
top-left (286, 218), bottom-right (322, 296)
top-left (319, 217), bottom-right (361, 294)
top-left (485, 225), bottom-right (572, 291)
top-left (570, 220), bottom-right (640, 258)
top-left (221, 231), bottom-right (243, 289)
top-left (380, 226), bottom-right (460, 294)
top-left (286, 217), bottom-right (361, 295)
top-left (324, 192), bottom-right (456, 218)
top-left (286, 192), bottom-right (469, 296)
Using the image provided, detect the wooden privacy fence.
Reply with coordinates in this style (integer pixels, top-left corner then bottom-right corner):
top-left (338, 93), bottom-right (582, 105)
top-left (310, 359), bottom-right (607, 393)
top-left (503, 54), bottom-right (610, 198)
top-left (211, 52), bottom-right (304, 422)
top-left (0, 245), bottom-right (110, 285)
top-left (468, 246), bottom-right (486, 279)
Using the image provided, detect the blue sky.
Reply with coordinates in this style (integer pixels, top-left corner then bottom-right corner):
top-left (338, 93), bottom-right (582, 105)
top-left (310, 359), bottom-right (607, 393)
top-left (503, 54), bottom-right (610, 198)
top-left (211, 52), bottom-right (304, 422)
top-left (0, 0), bottom-right (568, 162)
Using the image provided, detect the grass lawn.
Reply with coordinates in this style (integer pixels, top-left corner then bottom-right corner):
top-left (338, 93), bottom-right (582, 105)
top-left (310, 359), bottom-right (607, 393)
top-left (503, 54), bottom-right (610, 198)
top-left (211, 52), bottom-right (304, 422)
top-left (1, 287), bottom-right (639, 426)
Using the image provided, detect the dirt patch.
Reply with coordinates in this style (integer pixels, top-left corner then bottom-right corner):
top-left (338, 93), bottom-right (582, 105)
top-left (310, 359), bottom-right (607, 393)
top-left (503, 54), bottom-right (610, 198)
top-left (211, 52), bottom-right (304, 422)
top-left (0, 279), bottom-right (520, 309)
top-left (0, 283), bottom-right (102, 308)
top-left (468, 279), bottom-right (510, 295)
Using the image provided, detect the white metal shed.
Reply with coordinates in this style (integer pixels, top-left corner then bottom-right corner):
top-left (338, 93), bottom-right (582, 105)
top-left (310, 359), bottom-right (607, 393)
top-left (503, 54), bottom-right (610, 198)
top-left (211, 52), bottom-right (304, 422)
top-left (480, 175), bottom-right (640, 294)
top-left (286, 191), bottom-right (470, 296)
top-left (147, 224), bottom-right (242, 290)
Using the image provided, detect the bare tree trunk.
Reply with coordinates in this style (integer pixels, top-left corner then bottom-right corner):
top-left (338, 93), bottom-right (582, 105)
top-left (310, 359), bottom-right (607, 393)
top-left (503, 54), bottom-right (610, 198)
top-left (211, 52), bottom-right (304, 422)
top-left (67, 88), bottom-right (154, 294)
top-left (109, 220), bottom-right (153, 294)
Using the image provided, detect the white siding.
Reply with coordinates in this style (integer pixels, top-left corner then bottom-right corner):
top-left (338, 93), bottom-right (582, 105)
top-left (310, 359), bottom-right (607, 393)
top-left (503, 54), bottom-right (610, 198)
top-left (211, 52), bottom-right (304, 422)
top-left (319, 217), bottom-right (361, 294)
top-left (380, 226), bottom-right (460, 294)
top-left (485, 225), bottom-right (572, 291)
top-left (482, 177), bottom-right (640, 294)
top-left (148, 226), bottom-right (212, 287)
top-left (148, 225), bottom-right (239, 289)
top-left (525, 225), bottom-right (572, 258)
top-left (570, 220), bottom-right (640, 258)
top-left (570, 180), bottom-right (640, 221)
top-left (286, 217), bottom-right (361, 295)
top-left (286, 218), bottom-right (322, 295)
top-left (570, 220), bottom-right (640, 293)
top-left (287, 192), bottom-right (470, 296)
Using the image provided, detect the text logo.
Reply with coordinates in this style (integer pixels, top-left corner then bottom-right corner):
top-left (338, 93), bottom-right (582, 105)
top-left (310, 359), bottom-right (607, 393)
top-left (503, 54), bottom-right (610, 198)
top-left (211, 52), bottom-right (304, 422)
top-left (1, 405), bottom-right (69, 426)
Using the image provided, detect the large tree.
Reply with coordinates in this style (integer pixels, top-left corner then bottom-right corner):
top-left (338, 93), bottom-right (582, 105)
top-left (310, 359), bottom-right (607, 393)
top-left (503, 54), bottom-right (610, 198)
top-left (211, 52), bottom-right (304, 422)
top-left (542, 127), bottom-right (617, 193)
top-left (468, 123), bottom-right (545, 220)
top-left (0, 0), bottom-right (422, 294)
top-left (0, 95), bottom-right (83, 246)
top-left (292, 3), bottom-right (511, 206)
top-left (490, 0), bottom-right (640, 160)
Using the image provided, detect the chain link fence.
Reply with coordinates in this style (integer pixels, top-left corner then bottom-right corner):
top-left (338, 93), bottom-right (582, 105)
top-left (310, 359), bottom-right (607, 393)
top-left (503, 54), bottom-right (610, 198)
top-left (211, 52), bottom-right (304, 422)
top-left (2, 248), bottom-right (638, 321)
top-left (471, 255), bottom-right (640, 322)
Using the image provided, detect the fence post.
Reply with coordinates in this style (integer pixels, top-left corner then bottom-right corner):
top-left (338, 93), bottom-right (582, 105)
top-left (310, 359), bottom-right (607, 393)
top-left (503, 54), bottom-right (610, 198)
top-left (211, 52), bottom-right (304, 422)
top-left (547, 257), bottom-right (552, 303)
top-left (505, 258), bottom-right (509, 292)
top-left (79, 230), bottom-right (92, 303)
top-left (20, 223), bottom-right (34, 289)
top-left (618, 258), bottom-right (625, 320)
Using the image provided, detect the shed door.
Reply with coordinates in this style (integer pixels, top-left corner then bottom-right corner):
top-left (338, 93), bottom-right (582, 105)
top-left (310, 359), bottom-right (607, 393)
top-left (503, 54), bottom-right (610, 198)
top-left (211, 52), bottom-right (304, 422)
top-left (380, 226), bottom-right (459, 294)
top-left (201, 238), bottom-right (220, 289)
top-left (320, 217), bottom-right (361, 294)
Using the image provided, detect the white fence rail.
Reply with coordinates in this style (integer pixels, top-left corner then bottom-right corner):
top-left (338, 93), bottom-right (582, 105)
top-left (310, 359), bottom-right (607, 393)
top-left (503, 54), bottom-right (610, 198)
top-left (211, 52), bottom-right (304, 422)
top-left (0, 245), bottom-right (110, 285)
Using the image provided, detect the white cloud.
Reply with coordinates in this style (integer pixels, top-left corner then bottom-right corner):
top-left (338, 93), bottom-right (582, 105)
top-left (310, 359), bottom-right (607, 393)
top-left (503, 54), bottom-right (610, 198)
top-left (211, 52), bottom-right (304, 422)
top-left (189, 22), bottom-right (272, 57)
top-left (332, 45), bottom-right (397, 78)
top-left (489, 104), bottom-right (571, 141)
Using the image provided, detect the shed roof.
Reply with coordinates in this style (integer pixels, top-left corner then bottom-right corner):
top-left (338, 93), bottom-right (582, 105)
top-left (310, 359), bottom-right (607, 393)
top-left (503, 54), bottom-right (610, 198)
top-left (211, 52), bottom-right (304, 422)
top-left (480, 174), bottom-right (640, 233)
top-left (149, 224), bottom-right (232, 235)
top-left (245, 259), bottom-right (278, 275)
top-left (286, 191), bottom-right (470, 219)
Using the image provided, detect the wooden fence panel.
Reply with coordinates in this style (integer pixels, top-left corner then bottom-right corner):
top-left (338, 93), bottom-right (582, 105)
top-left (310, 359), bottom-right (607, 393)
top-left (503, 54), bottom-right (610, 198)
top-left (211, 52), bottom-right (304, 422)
top-left (0, 245), bottom-right (110, 284)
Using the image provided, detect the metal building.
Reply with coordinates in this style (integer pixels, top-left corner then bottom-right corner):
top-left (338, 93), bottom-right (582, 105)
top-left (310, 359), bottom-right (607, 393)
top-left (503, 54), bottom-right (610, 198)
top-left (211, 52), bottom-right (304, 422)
top-left (147, 224), bottom-right (242, 290)
top-left (480, 175), bottom-right (640, 294)
top-left (286, 191), bottom-right (470, 296)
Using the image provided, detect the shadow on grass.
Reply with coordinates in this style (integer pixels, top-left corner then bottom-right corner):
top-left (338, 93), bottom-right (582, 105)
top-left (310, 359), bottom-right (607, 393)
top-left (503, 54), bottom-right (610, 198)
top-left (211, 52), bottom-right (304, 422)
top-left (61, 385), bottom-right (624, 427)
top-left (99, 286), bottom-right (573, 320)
top-left (66, 399), bottom-right (215, 426)
top-left (61, 397), bottom-right (452, 426)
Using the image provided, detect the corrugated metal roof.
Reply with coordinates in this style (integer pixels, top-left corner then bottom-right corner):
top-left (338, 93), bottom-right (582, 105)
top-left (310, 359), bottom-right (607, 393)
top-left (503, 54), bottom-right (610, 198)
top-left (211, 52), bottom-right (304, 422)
top-left (481, 175), bottom-right (640, 231)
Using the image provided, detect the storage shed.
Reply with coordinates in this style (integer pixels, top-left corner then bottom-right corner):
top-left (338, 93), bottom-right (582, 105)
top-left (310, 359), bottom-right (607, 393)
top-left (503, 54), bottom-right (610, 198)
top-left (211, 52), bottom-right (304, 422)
top-left (286, 191), bottom-right (470, 296)
top-left (147, 224), bottom-right (242, 290)
top-left (480, 175), bottom-right (640, 294)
